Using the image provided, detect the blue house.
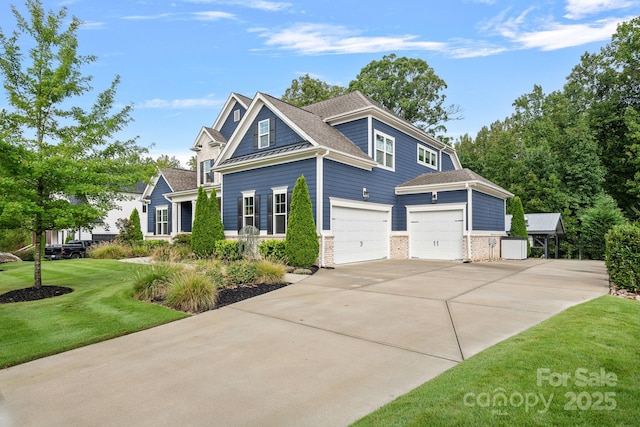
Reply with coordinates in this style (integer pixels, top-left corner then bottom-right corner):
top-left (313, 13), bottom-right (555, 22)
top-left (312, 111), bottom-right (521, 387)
top-left (145, 91), bottom-right (513, 265)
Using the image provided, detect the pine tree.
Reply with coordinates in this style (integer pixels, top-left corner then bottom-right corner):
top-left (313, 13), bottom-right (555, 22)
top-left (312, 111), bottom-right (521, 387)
top-left (191, 187), bottom-right (215, 258)
top-left (209, 188), bottom-right (225, 243)
top-left (509, 196), bottom-right (530, 257)
top-left (127, 208), bottom-right (144, 244)
top-left (285, 175), bottom-right (319, 267)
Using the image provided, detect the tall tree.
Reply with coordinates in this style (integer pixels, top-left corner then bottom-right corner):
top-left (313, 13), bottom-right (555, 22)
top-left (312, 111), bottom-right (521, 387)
top-left (348, 54), bottom-right (461, 135)
top-left (0, 0), bottom-right (153, 288)
top-left (509, 196), bottom-right (530, 257)
top-left (285, 175), bottom-right (318, 267)
top-left (208, 188), bottom-right (225, 243)
top-left (155, 155), bottom-right (182, 169)
top-left (281, 74), bottom-right (347, 107)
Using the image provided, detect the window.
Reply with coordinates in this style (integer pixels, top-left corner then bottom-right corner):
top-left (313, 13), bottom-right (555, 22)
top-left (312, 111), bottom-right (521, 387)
top-left (200, 159), bottom-right (215, 184)
top-left (258, 119), bottom-right (270, 149)
top-left (418, 145), bottom-right (438, 169)
top-left (375, 131), bottom-right (394, 169)
top-left (274, 192), bottom-right (287, 234)
top-left (155, 207), bottom-right (168, 235)
top-left (243, 195), bottom-right (254, 227)
top-left (233, 109), bottom-right (240, 122)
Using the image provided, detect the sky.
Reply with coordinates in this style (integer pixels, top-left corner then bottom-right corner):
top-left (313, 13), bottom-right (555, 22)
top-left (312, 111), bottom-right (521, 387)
top-left (1, 0), bottom-right (639, 166)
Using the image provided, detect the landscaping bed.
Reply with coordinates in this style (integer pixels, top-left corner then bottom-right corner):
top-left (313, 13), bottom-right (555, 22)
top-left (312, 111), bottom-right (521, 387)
top-left (215, 282), bottom-right (289, 308)
top-left (0, 285), bottom-right (73, 303)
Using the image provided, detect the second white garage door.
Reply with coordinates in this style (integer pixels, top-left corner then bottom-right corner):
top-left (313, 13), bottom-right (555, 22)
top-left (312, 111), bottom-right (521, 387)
top-left (332, 205), bottom-right (390, 264)
top-left (409, 209), bottom-right (464, 260)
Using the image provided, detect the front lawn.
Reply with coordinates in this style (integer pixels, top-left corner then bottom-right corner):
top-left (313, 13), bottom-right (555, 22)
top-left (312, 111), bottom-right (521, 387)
top-left (353, 296), bottom-right (640, 426)
top-left (0, 259), bottom-right (188, 368)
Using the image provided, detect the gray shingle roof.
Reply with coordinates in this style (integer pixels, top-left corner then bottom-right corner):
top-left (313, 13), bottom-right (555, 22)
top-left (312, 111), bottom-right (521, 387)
top-left (203, 126), bottom-right (227, 143)
top-left (220, 141), bottom-right (313, 165)
top-left (261, 93), bottom-right (372, 161)
top-left (233, 92), bottom-right (253, 107)
top-left (161, 168), bottom-right (197, 192)
top-left (303, 91), bottom-right (385, 119)
top-left (398, 168), bottom-right (505, 189)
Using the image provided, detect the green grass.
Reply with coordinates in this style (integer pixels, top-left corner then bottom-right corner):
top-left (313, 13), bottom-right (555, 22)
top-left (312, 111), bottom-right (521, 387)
top-left (353, 296), bottom-right (640, 427)
top-left (0, 259), bottom-right (188, 368)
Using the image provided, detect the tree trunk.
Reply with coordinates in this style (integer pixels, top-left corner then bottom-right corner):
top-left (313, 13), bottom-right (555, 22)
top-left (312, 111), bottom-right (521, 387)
top-left (34, 230), bottom-right (43, 289)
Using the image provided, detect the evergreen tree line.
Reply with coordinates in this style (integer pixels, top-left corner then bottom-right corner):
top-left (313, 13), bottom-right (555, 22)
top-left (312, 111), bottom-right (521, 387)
top-left (456, 17), bottom-right (640, 259)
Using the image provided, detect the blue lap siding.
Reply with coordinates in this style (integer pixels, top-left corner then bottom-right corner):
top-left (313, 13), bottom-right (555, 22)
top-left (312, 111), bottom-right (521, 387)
top-left (147, 176), bottom-right (172, 235)
top-left (221, 158), bottom-right (316, 231)
top-left (219, 101), bottom-right (247, 141)
top-left (180, 202), bottom-right (192, 233)
top-left (472, 190), bottom-right (505, 231)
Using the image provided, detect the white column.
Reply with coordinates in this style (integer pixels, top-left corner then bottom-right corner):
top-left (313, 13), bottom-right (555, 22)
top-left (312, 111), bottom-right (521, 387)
top-left (172, 202), bottom-right (179, 236)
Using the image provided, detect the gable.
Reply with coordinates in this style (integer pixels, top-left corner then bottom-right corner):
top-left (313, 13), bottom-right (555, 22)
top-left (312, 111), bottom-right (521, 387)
top-left (220, 101), bottom-right (247, 141)
top-left (231, 105), bottom-right (305, 159)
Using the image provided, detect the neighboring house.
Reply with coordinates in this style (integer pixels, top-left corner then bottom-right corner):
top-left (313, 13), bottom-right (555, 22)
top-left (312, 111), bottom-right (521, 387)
top-left (141, 168), bottom-right (197, 239)
top-left (46, 183), bottom-right (147, 245)
top-left (505, 213), bottom-right (565, 258)
top-left (145, 90), bottom-right (513, 265)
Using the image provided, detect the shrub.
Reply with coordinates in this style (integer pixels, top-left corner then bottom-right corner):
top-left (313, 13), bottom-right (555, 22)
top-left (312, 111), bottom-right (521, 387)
top-left (195, 259), bottom-right (225, 286)
top-left (226, 260), bottom-right (258, 286)
top-left (14, 246), bottom-right (35, 261)
top-left (151, 245), bottom-right (172, 262)
top-left (151, 245), bottom-right (193, 263)
top-left (172, 233), bottom-right (192, 247)
top-left (509, 196), bottom-right (530, 257)
top-left (191, 187), bottom-right (217, 258)
top-left (165, 271), bottom-right (218, 313)
top-left (285, 175), bottom-right (319, 267)
top-left (144, 239), bottom-right (169, 250)
top-left (88, 242), bottom-right (132, 259)
top-left (605, 223), bottom-right (640, 292)
top-left (581, 195), bottom-right (627, 260)
top-left (133, 263), bottom-right (182, 301)
top-left (130, 245), bottom-right (151, 258)
top-left (258, 239), bottom-right (287, 262)
top-left (215, 240), bottom-right (242, 262)
top-left (255, 260), bottom-right (286, 284)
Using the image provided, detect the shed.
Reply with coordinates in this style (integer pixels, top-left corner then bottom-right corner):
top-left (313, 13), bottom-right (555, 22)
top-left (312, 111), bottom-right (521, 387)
top-left (505, 213), bottom-right (565, 258)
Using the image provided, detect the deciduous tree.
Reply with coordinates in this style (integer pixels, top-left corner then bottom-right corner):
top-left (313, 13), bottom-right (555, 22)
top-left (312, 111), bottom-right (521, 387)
top-left (281, 74), bottom-right (346, 107)
top-left (0, 0), bottom-right (153, 288)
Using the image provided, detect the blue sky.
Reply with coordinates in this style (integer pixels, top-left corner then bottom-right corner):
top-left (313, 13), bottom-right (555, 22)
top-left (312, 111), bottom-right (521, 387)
top-left (2, 0), bottom-right (639, 166)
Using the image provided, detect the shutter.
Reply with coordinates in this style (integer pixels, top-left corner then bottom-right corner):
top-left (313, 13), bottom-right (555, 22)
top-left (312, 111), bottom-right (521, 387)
top-left (253, 122), bottom-right (258, 149)
top-left (254, 195), bottom-right (261, 231)
top-left (267, 194), bottom-right (273, 235)
top-left (200, 161), bottom-right (204, 185)
top-left (237, 197), bottom-right (243, 231)
top-left (269, 117), bottom-right (276, 147)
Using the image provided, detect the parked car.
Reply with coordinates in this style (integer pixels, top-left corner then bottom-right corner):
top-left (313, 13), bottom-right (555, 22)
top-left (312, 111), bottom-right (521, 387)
top-left (44, 240), bottom-right (95, 260)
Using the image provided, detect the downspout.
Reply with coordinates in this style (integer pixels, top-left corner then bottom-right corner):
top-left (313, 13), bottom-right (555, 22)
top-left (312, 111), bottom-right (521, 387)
top-left (317, 149), bottom-right (330, 267)
top-left (466, 183), bottom-right (473, 262)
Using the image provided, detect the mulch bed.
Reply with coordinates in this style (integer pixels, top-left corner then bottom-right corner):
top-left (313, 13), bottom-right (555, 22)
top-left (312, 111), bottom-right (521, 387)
top-left (0, 286), bottom-right (73, 304)
top-left (215, 282), bottom-right (288, 309)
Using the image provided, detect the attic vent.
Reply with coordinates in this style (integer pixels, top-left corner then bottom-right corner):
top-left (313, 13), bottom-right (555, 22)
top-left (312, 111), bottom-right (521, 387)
top-left (233, 109), bottom-right (240, 122)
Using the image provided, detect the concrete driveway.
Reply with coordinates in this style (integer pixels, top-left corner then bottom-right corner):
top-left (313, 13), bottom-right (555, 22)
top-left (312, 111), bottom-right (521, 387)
top-left (0, 259), bottom-right (608, 427)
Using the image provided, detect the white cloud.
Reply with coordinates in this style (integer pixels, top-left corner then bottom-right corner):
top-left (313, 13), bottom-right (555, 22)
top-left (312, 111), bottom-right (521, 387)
top-left (122, 11), bottom-right (235, 21)
top-left (514, 17), bottom-right (626, 50)
top-left (184, 0), bottom-right (292, 11)
top-left (79, 21), bottom-right (106, 30)
top-left (137, 97), bottom-right (224, 109)
top-left (564, 0), bottom-right (637, 20)
top-left (256, 23), bottom-right (446, 55)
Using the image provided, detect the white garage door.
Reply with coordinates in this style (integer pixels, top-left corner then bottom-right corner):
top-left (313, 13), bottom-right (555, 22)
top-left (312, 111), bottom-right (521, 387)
top-left (332, 206), bottom-right (389, 264)
top-left (409, 209), bottom-right (464, 260)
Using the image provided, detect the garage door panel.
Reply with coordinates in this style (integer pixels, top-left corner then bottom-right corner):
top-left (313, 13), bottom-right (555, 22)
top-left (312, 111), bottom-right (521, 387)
top-left (409, 210), bottom-right (463, 260)
top-left (332, 206), bottom-right (389, 264)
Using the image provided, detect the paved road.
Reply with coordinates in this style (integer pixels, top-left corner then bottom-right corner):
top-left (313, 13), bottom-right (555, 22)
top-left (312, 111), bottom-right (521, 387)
top-left (0, 259), bottom-right (608, 426)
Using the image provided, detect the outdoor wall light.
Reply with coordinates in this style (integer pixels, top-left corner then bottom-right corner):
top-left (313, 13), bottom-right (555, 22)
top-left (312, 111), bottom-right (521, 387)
top-left (363, 188), bottom-right (370, 201)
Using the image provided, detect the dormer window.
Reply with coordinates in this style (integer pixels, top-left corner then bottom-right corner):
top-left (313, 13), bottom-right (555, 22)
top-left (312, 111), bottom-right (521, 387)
top-left (258, 119), bottom-right (270, 149)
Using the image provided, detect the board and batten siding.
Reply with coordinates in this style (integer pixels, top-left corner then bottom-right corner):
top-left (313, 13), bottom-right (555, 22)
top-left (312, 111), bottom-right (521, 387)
top-left (334, 118), bottom-right (369, 154)
top-left (231, 106), bottom-right (304, 159)
top-left (472, 190), bottom-right (505, 231)
top-left (219, 101), bottom-right (246, 141)
top-left (221, 158), bottom-right (317, 231)
top-left (147, 175), bottom-right (172, 234)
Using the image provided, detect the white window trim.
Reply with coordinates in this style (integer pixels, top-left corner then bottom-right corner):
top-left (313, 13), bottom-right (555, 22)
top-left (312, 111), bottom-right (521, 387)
top-left (233, 109), bottom-right (240, 122)
top-left (417, 144), bottom-right (438, 170)
top-left (374, 130), bottom-right (395, 171)
top-left (242, 190), bottom-right (256, 228)
top-left (272, 187), bottom-right (288, 235)
top-left (155, 205), bottom-right (169, 235)
top-left (258, 119), bottom-right (269, 149)
top-left (203, 159), bottom-right (215, 184)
